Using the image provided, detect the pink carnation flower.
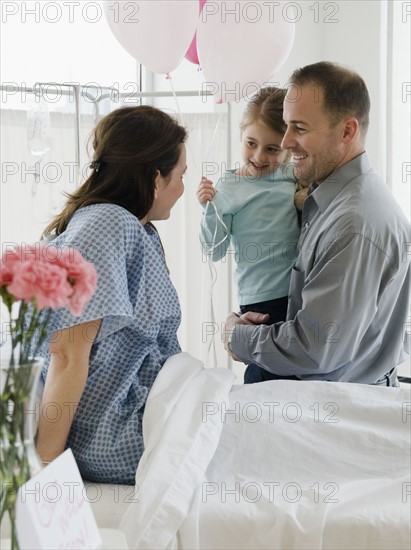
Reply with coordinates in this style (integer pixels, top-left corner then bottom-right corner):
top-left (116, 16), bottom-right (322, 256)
top-left (0, 246), bottom-right (26, 286)
top-left (8, 261), bottom-right (72, 311)
top-left (1, 244), bottom-right (44, 284)
top-left (49, 247), bottom-right (98, 316)
top-left (1, 243), bottom-right (97, 317)
top-left (0, 260), bottom-right (14, 287)
top-left (1, 243), bottom-right (98, 367)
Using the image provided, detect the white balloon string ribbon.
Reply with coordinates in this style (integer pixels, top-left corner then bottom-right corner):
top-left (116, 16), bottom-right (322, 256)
top-left (203, 199), bottom-right (229, 369)
top-left (167, 74), bottom-right (183, 122)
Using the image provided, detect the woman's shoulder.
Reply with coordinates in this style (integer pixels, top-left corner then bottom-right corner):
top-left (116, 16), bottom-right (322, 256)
top-left (73, 203), bottom-right (136, 223)
top-left (59, 204), bottom-right (145, 253)
top-left (50, 204), bottom-right (146, 266)
top-left (71, 204), bottom-right (142, 235)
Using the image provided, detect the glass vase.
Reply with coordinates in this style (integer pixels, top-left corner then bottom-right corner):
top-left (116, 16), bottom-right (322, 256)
top-left (0, 358), bottom-right (44, 550)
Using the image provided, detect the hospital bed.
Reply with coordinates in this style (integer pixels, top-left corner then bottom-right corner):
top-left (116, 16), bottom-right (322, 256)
top-left (3, 353), bottom-right (408, 549)
top-left (90, 353), bottom-right (410, 550)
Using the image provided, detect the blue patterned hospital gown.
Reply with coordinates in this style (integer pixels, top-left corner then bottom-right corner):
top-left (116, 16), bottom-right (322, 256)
top-left (40, 204), bottom-right (181, 484)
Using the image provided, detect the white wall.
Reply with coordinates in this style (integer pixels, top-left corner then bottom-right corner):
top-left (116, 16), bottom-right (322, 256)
top-left (229, 0), bottom-right (388, 177)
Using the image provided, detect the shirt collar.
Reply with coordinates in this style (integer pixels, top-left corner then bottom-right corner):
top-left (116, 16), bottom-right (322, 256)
top-left (308, 152), bottom-right (371, 213)
top-left (307, 182), bottom-right (319, 196)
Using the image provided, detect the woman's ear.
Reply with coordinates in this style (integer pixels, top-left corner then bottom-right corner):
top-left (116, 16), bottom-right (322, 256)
top-left (154, 170), bottom-right (162, 199)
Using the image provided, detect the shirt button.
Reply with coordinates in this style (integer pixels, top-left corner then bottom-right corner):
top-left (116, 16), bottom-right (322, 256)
top-left (304, 222), bottom-right (310, 229)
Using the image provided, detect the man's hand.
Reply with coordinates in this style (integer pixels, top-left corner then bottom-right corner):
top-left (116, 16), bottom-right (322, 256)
top-left (224, 311), bottom-right (270, 360)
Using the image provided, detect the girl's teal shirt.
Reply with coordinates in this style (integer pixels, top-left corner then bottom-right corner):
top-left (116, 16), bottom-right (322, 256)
top-left (199, 166), bottom-right (301, 305)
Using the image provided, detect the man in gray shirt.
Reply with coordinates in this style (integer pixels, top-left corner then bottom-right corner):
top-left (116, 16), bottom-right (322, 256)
top-left (225, 61), bottom-right (410, 386)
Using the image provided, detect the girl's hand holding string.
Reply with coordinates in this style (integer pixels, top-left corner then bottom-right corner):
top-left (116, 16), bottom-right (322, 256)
top-left (197, 177), bottom-right (216, 204)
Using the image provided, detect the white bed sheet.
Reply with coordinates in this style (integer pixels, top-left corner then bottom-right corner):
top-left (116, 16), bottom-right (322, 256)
top-left (120, 353), bottom-right (411, 550)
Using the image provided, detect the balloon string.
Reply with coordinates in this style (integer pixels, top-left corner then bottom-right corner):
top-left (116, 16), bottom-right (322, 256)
top-left (192, 65), bottom-right (205, 173)
top-left (204, 111), bottom-right (223, 168)
top-left (167, 74), bottom-right (203, 178)
top-left (200, 108), bottom-right (226, 369)
top-left (196, 63), bottom-right (204, 101)
top-left (203, 199), bottom-right (230, 370)
top-left (207, 255), bottom-right (218, 368)
top-left (204, 199), bottom-right (229, 251)
top-left (168, 70), bottom-right (228, 369)
top-left (167, 74), bottom-right (182, 121)
top-left (166, 72), bottom-right (226, 368)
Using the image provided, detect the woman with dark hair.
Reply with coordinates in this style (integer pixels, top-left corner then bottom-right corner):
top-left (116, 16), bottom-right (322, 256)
top-left (36, 106), bottom-right (188, 484)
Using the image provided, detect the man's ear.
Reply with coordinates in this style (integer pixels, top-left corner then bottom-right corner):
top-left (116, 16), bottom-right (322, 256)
top-left (342, 117), bottom-right (359, 144)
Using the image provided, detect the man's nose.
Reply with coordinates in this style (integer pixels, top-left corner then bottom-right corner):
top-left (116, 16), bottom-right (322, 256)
top-left (281, 127), bottom-right (295, 150)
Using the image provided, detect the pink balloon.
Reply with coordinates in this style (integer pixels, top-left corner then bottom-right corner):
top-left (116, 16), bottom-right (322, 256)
top-left (185, 35), bottom-right (200, 66)
top-left (197, 0), bottom-right (296, 102)
top-left (184, 0), bottom-right (207, 65)
top-left (104, 1), bottom-right (199, 75)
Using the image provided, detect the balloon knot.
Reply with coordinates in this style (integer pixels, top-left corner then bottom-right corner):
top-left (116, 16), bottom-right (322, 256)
top-left (165, 73), bottom-right (172, 80)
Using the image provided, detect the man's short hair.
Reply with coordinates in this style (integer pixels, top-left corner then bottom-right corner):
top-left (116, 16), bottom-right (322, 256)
top-left (289, 61), bottom-right (370, 134)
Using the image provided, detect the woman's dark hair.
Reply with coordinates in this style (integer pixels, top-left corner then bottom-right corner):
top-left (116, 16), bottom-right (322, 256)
top-left (289, 61), bottom-right (370, 133)
top-left (43, 105), bottom-right (187, 237)
top-left (240, 87), bottom-right (287, 136)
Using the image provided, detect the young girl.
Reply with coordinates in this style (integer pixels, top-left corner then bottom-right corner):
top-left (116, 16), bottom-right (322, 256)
top-left (197, 87), bottom-right (302, 384)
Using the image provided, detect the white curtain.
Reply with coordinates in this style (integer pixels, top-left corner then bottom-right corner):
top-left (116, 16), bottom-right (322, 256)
top-left (156, 112), bottom-right (236, 371)
top-left (0, 109), bottom-right (96, 245)
top-left (1, 108), bottom-right (238, 374)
